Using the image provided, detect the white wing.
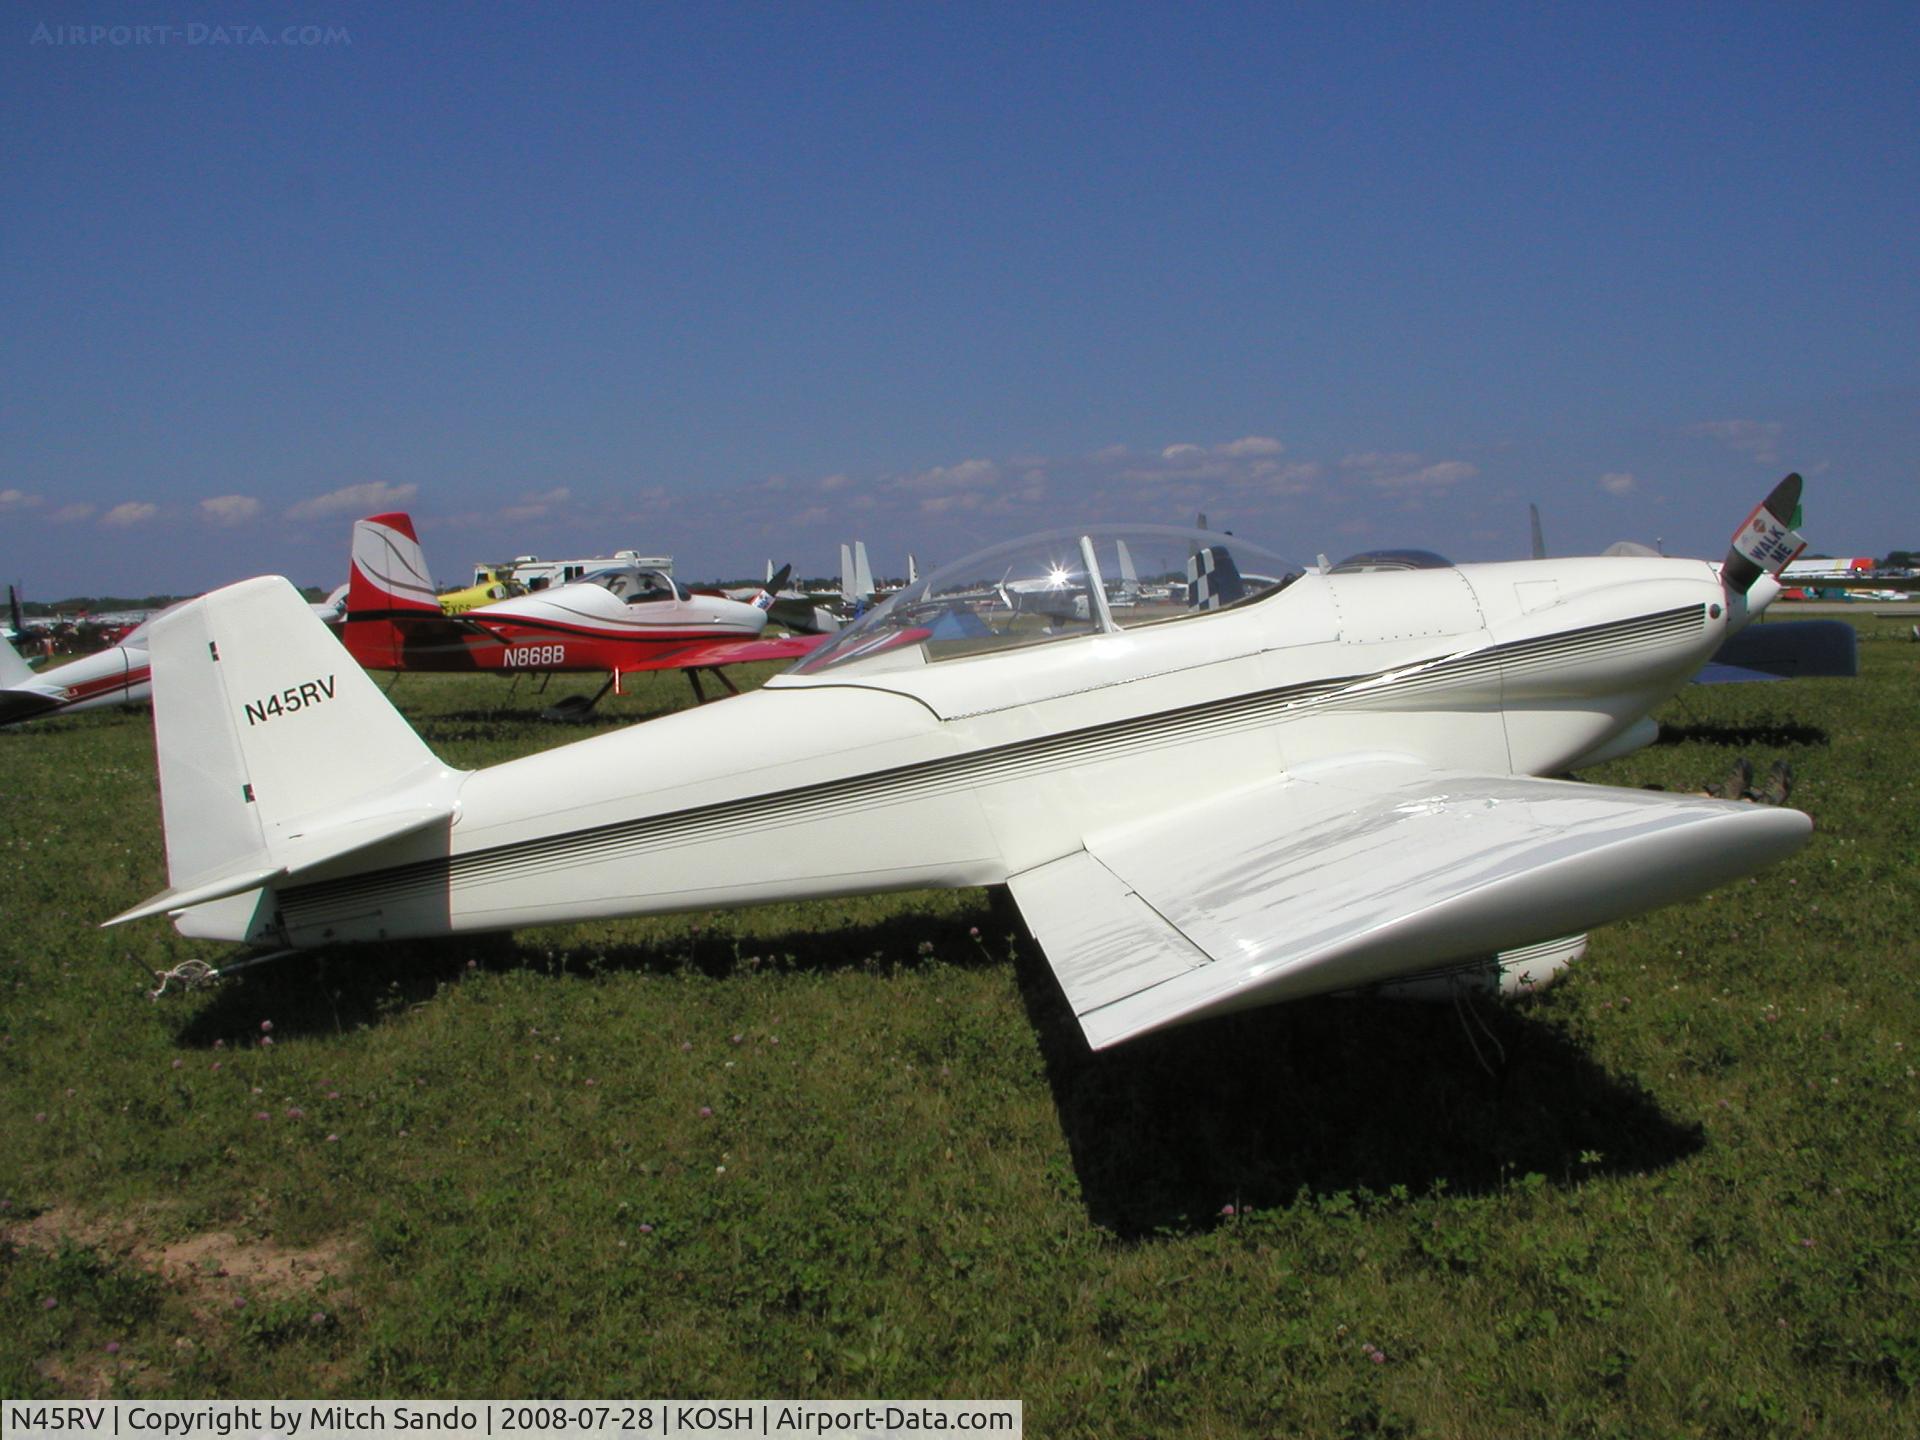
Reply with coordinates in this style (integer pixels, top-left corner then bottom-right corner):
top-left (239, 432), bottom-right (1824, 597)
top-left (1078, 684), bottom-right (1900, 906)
top-left (1009, 758), bottom-right (1809, 1049)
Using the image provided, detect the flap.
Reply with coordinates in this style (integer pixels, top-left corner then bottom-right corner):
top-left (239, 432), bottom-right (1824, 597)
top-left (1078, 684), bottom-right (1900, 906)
top-left (1012, 758), bottom-right (1811, 1048)
top-left (1006, 851), bottom-right (1210, 1029)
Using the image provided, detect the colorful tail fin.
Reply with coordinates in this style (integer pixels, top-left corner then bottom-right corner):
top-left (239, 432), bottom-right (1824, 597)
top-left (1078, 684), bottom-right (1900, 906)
top-left (343, 511), bottom-right (455, 670)
top-left (349, 511), bottom-right (440, 614)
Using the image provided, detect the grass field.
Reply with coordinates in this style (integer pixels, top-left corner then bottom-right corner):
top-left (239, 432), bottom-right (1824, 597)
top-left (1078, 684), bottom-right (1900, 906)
top-left (3, 622), bottom-right (1917, 1435)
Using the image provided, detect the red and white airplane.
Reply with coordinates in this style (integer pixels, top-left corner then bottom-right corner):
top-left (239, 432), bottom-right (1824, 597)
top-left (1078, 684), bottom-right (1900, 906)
top-left (0, 607), bottom-right (176, 725)
top-left (340, 513), bottom-right (826, 711)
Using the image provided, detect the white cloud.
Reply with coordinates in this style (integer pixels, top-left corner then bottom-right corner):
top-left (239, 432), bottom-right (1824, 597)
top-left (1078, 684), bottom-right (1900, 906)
top-left (1599, 471), bottom-right (1637, 496)
top-left (101, 501), bottom-right (158, 528)
top-left (199, 494), bottom-right (263, 526)
top-left (0, 488), bottom-right (43, 512)
top-left (1685, 419), bottom-right (1782, 465)
top-left (1340, 453), bottom-right (1478, 490)
top-left (1262, 461), bottom-right (1323, 494)
top-left (1402, 461), bottom-right (1478, 488)
top-left (1341, 451), bottom-right (1422, 472)
top-left (286, 480), bottom-right (419, 522)
top-left (895, 458), bottom-right (1000, 492)
top-left (818, 472), bottom-right (853, 492)
top-left (499, 487), bottom-right (572, 523)
top-left (621, 486), bottom-right (673, 521)
top-left (1109, 440), bottom-right (1320, 498)
top-left (920, 491), bottom-right (984, 516)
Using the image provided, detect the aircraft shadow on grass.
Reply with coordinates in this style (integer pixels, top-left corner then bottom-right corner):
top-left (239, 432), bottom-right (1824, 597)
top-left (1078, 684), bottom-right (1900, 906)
top-left (1651, 718), bottom-right (1829, 749)
top-left (996, 901), bottom-right (1705, 1238)
top-left (171, 900), bottom-right (1007, 1047)
top-left (1022, 986), bottom-right (1703, 1238)
top-left (173, 888), bottom-right (1701, 1241)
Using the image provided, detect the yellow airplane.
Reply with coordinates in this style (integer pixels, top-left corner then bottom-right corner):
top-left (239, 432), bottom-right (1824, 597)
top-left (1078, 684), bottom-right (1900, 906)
top-left (436, 567), bottom-right (523, 615)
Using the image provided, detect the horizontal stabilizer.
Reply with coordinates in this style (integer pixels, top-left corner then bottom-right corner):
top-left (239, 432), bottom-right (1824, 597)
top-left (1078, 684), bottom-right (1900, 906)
top-left (1013, 759), bottom-right (1810, 1049)
top-left (0, 685), bottom-right (61, 726)
top-left (105, 804), bottom-right (452, 926)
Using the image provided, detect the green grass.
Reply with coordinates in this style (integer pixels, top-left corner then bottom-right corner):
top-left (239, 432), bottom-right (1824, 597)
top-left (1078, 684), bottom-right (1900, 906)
top-left (3, 625), bottom-right (1918, 1433)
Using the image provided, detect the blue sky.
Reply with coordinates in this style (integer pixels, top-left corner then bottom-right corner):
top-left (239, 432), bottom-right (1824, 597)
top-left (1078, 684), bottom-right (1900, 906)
top-left (3, 2), bottom-right (1915, 594)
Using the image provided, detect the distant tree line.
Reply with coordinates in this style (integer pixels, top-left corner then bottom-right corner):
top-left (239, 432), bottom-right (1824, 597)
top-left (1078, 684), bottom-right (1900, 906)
top-left (19, 587), bottom-right (332, 614)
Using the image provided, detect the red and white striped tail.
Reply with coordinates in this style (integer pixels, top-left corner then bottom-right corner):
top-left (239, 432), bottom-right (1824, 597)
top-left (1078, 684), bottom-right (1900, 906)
top-left (349, 512), bottom-right (441, 616)
top-left (341, 512), bottom-right (449, 671)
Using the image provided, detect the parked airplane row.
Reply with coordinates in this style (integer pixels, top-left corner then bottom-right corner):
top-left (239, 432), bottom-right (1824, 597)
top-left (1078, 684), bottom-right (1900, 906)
top-left (7, 492), bottom-right (1857, 730)
top-left (1, 516), bottom-right (931, 724)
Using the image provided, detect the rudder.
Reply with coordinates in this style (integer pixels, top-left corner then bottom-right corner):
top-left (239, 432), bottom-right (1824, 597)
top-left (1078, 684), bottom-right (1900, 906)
top-left (344, 511), bottom-right (452, 670)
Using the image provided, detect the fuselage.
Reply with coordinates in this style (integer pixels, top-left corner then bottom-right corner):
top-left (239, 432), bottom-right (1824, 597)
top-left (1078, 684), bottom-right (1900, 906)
top-left (341, 567), bottom-right (770, 675)
top-left (198, 552), bottom-right (1746, 948)
top-left (1, 633), bottom-right (156, 725)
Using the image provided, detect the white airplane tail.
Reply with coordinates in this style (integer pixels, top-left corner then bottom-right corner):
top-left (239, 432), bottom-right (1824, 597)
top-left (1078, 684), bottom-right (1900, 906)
top-left (837, 541), bottom-right (876, 605)
top-left (107, 577), bottom-right (463, 939)
top-left (0, 634), bottom-right (36, 688)
top-left (854, 541), bottom-right (874, 602)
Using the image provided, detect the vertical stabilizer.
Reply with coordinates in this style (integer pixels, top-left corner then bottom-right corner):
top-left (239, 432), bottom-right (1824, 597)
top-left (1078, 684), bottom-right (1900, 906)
top-left (853, 541), bottom-right (874, 601)
top-left (349, 512), bottom-right (441, 616)
top-left (1188, 545), bottom-right (1245, 610)
top-left (344, 512), bottom-right (451, 670)
top-left (114, 577), bottom-right (462, 934)
top-left (0, 634), bottom-right (36, 688)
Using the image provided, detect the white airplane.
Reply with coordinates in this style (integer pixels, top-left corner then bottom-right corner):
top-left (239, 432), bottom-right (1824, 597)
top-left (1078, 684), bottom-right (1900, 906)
top-left (111, 478), bottom-right (1818, 1051)
top-left (0, 607), bottom-right (176, 725)
top-left (2, 584), bottom-right (346, 725)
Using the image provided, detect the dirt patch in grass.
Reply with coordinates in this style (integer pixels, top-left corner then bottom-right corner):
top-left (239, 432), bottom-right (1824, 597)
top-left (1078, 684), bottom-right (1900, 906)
top-left (7, 1205), bottom-right (357, 1318)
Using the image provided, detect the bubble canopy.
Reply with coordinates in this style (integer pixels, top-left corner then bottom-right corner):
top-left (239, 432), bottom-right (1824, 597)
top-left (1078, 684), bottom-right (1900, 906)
top-left (790, 524), bottom-right (1300, 676)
